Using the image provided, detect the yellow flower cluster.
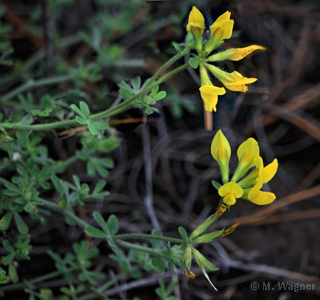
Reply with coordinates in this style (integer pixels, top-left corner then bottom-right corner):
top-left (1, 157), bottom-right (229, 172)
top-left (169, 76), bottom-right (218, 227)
top-left (211, 130), bottom-right (278, 206)
top-left (186, 6), bottom-right (265, 112)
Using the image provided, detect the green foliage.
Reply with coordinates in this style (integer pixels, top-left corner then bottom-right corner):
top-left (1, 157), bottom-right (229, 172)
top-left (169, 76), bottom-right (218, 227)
top-left (212, 180), bottom-right (222, 190)
top-left (155, 279), bottom-right (177, 300)
top-left (71, 101), bottom-right (109, 135)
top-left (118, 77), bottom-right (167, 115)
top-left (2, 236), bottom-right (32, 265)
top-left (178, 226), bottom-right (188, 242)
top-left (0, 268), bottom-right (8, 284)
top-left (189, 56), bottom-right (199, 69)
top-left (0, 1), bottom-right (230, 298)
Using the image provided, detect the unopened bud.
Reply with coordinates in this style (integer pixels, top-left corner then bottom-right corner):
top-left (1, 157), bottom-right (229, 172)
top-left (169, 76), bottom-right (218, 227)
top-left (222, 223), bottom-right (239, 237)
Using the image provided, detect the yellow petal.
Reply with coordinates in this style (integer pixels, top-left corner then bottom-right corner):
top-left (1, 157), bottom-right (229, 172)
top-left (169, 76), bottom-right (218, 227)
top-left (249, 191), bottom-right (276, 205)
top-left (186, 6), bottom-right (206, 33)
top-left (263, 159), bottom-right (278, 184)
top-left (220, 71), bottom-right (257, 92)
top-left (210, 20), bottom-right (234, 41)
top-left (215, 11), bottom-right (231, 23)
top-left (209, 11), bottom-right (233, 40)
top-left (248, 180), bottom-right (263, 199)
top-left (199, 85), bottom-right (226, 112)
top-left (237, 138), bottom-right (260, 168)
top-left (218, 181), bottom-right (243, 198)
top-left (223, 194), bottom-right (236, 205)
top-left (211, 129), bottom-right (231, 163)
top-left (228, 45), bottom-right (266, 61)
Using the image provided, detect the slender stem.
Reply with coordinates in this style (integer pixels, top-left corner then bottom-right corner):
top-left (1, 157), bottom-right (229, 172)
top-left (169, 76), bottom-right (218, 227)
top-left (39, 198), bottom-right (88, 229)
top-left (0, 268), bottom-right (77, 293)
top-left (144, 48), bottom-right (189, 88)
top-left (1, 74), bottom-right (76, 103)
top-left (114, 240), bottom-right (169, 259)
top-left (90, 62), bottom-right (190, 120)
top-left (113, 234), bottom-right (184, 244)
top-left (4, 63), bottom-right (190, 131)
top-left (39, 199), bottom-right (185, 245)
top-left (78, 271), bottom-right (127, 300)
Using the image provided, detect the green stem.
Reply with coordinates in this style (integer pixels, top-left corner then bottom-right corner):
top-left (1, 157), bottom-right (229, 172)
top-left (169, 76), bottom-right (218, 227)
top-left (114, 240), bottom-right (169, 259)
top-left (39, 198), bottom-right (88, 229)
top-left (144, 48), bottom-right (189, 88)
top-left (1, 74), bottom-right (76, 103)
top-left (3, 63), bottom-right (190, 131)
top-left (90, 62), bottom-right (190, 120)
top-left (113, 234), bottom-right (184, 244)
top-left (39, 199), bottom-right (185, 245)
top-left (0, 268), bottom-right (77, 293)
top-left (78, 271), bottom-right (127, 300)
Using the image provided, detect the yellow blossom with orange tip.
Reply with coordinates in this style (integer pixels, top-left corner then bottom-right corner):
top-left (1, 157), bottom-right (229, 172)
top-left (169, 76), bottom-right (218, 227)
top-left (219, 71), bottom-right (257, 92)
top-left (199, 85), bottom-right (226, 112)
top-left (218, 181), bottom-right (243, 205)
top-left (208, 45), bottom-right (266, 62)
top-left (205, 64), bottom-right (257, 93)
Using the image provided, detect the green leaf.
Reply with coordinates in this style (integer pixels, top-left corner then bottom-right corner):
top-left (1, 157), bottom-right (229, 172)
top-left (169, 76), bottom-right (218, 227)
top-left (14, 212), bottom-right (28, 235)
top-left (80, 101), bottom-right (90, 118)
top-left (93, 180), bottom-right (106, 194)
top-left (189, 57), bottom-right (199, 69)
top-left (152, 256), bottom-right (165, 272)
top-left (0, 123), bottom-right (12, 131)
top-left (155, 91), bottom-right (166, 101)
top-left (87, 160), bottom-right (95, 176)
top-left (88, 122), bottom-right (99, 135)
top-left (172, 41), bottom-right (181, 53)
top-left (107, 215), bottom-right (119, 236)
top-left (37, 108), bottom-right (52, 117)
top-left (91, 121), bottom-right (109, 130)
top-left (119, 88), bottom-right (133, 100)
top-left (93, 212), bottom-right (109, 234)
top-left (191, 229), bottom-right (224, 243)
top-left (0, 212), bottom-right (13, 231)
top-left (150, 229), bottom-right (162, 249)
top-left (211, 180), bottom-right (222, 190)
top-left (131, 76), bottom-right (141, 92)
top-left (75, 116), bottom-right (87, 125)
top-left (9, 263), bottom-right (18, 283)
top-left (85, 226), bottom-right (107, 238)
top-left (166, 280), bottom-right (178, 294)
top-left (0, 269), bottom-right (8, 284)
top-left (178, 226), bottom-right (188, 242)
top-left (71, 104), bottom-right (86, 119)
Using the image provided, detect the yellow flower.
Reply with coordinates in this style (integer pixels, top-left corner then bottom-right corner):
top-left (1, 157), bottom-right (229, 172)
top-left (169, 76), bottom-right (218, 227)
top-left (237, 137), bottom-right (259, 169)
top-left (211, 130), bottom-right (231, 163)
top-left (211, 130), bottom-right (231, 183)
top-left (186, 6), bottom-right (206, 35)
top-left (204, 65), bottom-right (257, 93)
top-left (209, 11), bottom-right (234, 44)
top-left (226, 45), bottom-right (266, 61)
top-left (207, 45), bottom-right (266, 62)
top-left (247, 157), bottom-right (278, 205)
top-left (218, 181), bottom-right (243, 205)
top-left (262, 159), bottom-right (278, 184)
top-left (199, 85), bottom-right (226, 112)
top-left (249, 190), bottom-right (276, 205)
top-left (219, 71), bottom-right (257, 92)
